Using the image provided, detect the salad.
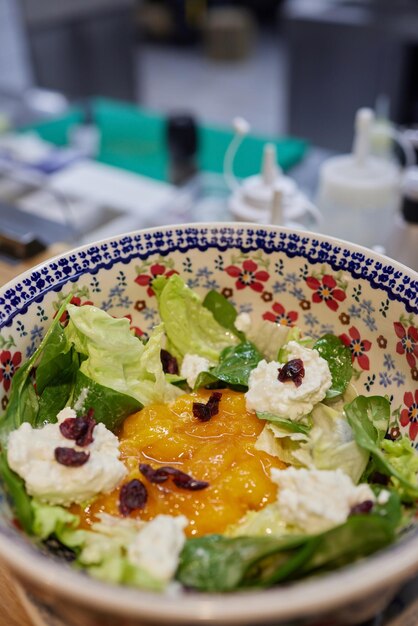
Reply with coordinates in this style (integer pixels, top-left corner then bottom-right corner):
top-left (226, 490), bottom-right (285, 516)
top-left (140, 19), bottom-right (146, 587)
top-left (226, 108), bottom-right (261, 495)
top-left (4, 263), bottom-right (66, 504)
top-left (0, 273), bottom-right (417, 593)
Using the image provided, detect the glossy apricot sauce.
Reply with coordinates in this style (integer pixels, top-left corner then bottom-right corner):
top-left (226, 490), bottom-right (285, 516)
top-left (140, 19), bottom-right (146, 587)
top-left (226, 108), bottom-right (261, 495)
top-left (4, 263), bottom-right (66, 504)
top-left (73, 390), bottom-right (286, 537)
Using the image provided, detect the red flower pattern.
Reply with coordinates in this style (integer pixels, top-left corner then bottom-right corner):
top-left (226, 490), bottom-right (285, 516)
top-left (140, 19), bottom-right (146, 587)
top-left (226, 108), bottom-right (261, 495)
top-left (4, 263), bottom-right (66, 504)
top-left (225, 259), bottom-right (269, 292)
top-left (394, 323), bottom-right (418, 369)
top-left (339, 326), bottom-right (371, 370)
top-left (263, 302), bottom-right (298, 327)
top-left (135, 264), bottom-right (177, 297)
top-left (306, 274), bottom-right (346, 311)
top-left (0, 350), bottom-right (22, 392)
top-left (123, 314), bottom-right (144, 338)
top-left (57, 296), bottom-right (94, 325)
top-left (400, 390), bottom-right (418, 440)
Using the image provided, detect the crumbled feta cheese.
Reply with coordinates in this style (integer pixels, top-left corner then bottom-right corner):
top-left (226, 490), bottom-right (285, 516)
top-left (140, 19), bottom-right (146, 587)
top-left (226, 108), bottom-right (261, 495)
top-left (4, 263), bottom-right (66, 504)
top-left (7, 417), bottom-right (127, 506)
top-left (245, 341), bottom-right (332, 420)
top-left (377, 489), bottom-right (390, 505)
top-left (271, 467), bottom-right (375, 534)
top-left (235, 312), bottom-right (252, 334)
top-left (127, 515), bottom-right (188, 582)
top-left (56, 407), bottom-right (77, 423)
top-left (180, 354), bottom-right (210, 388)
top-left (74, 388), bottom-right (89, 413)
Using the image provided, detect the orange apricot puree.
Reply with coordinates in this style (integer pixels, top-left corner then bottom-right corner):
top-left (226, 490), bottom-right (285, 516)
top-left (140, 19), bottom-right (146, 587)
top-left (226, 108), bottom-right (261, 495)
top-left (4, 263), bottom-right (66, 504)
top-left (73, 390), bottom-right (286, 537)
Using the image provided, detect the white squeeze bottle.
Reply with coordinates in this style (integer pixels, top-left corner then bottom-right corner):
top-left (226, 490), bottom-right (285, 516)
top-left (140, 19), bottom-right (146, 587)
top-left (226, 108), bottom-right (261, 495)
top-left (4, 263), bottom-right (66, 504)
top-left (316, 108), bottom-right (401, 249)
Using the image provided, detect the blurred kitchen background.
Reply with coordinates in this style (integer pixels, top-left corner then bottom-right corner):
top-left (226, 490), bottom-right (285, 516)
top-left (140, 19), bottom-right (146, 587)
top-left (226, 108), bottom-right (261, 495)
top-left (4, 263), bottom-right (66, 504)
top-left (0, 0), bottom-right (418, 273)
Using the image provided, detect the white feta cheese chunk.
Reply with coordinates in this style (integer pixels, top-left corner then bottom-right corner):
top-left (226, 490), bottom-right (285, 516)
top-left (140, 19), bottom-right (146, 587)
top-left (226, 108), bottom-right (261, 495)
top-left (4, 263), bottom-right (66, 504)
top-left (180, 353), bottom-right (210, 388)
top-left (377, 489), bottom-right (390, 505)
top-left (127, 515), bottom-right (188, 583)
top-left (271, 467), bottom-right (376, 534)
top-left (234, 312), bottom-right (252, 334)
top-left (245, 341), bottom-right (332, 420)
top-left (7, 418), bottom-right (127, 506)
top-left (56, 407), bottom-right (77, 423)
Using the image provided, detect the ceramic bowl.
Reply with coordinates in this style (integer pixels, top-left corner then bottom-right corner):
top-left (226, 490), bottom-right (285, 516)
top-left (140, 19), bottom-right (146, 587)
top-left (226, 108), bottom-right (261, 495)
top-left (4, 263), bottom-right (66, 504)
top-left (0, 223), bottom-right (417, 626)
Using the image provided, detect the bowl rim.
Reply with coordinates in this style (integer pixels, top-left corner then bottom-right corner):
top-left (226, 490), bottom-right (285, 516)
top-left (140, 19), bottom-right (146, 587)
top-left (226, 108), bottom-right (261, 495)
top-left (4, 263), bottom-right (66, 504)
top-left (0, 222), bottom-right (417, 622)
top-left (0, 526), bottom-right (417, 623)
top-left (0, 222), bottom-right (416, 330)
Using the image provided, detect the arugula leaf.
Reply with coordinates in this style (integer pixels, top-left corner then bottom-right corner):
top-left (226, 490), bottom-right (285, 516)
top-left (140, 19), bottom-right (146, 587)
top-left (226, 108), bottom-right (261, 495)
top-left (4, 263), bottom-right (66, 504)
top-left (203, 290), bottom-right (244, 339)
top-left (314, 334), bottom-right (352, 399)
top-left (256, 412), bottom-right (311, 435)
top-left (195, 341), bottom-right (262, 389)
top-left (345, 396), bottom-right (418, 499)
top-left (72, 371), bottom-right (141, 432)
top-left (0, 450), bottom-right (33, 533)
top-left (177, 515), bottom-right (396, 591)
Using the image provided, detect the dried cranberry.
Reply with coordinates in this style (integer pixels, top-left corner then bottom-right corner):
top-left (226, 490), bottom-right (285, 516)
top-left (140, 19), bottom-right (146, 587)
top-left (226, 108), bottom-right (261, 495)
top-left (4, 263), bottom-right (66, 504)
top-left (192, 402), bottom-right (211, 422)
top-left (119, 479), bottom-right (148, 516)
top-left (369, 472), bottom-right (390, 486)
top-left (207, 392), bottom-right (222, 415)
top-left (193, 392), bottom-right (222, 422)
top-left (54, 447), bottom-right (90, 467)
top-left (139, 463), bottom-right (172, 484)
top-left (139, 463), bottom-right (209, 491)
top-left (350, 500), bottom-right (374, 516)
top-left (59, 408), bottom-right (96, 447)
top-left (160, 349), bottom-right (179, 375)
top-left (278, 359), bottom-right (305, 387)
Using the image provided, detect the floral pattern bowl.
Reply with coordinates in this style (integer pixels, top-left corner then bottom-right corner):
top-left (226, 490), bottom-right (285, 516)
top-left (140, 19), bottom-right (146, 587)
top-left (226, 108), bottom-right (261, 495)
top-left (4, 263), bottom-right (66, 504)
top-left (0, 223), bottom-right (417, 626)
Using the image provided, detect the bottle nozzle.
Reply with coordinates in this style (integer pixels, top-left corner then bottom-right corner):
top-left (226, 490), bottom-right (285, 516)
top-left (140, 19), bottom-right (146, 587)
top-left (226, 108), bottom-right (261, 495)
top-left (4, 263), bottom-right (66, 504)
top-left (353, 107), bottom-right (374, 167)
top-left (262, 143), bottom-right (281, 185)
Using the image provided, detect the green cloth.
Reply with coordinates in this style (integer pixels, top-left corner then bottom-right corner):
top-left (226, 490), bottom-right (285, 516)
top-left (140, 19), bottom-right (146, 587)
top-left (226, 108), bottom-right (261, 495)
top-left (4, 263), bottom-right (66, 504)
top-left (24, 98), bottom-right (307, 182)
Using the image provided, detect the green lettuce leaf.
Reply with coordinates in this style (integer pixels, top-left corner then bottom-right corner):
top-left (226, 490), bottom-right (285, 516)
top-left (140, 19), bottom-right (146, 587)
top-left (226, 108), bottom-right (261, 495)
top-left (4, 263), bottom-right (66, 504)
top-left (195, 341), bottom-right (262, 390)
top-left (277, 327), bottom-right (315, 363)
top-left (226, 503), bottom-right (289, 538)
top-left (153, 275), bottom-right (238, 362)
top-left (177, 515), bottom-right (396, 591)
top-left (31, 502), bottom-right (164, 591)
top-left (66, 305), bottom-right (182, 407)
top-left (250, 320), bottom-right (294, 362)
top-left (256, 412), bottom-right (311, 435)
top-left (228, 483), bottom-right (401, 540)
top-left (380, 438), bottom-right (418, 500)
top-left (256, 403), bottom-right (368, 483)
top-left (255, 422), bottom-right (309, 466)
top-left (313, 334), bottom-right (353, 399)
top-left (299, 403), bottom-right (369, 483)
top-left (32, 499), bottom-right (81, 542)
top-left (345, 396), bottom-right (418, 500)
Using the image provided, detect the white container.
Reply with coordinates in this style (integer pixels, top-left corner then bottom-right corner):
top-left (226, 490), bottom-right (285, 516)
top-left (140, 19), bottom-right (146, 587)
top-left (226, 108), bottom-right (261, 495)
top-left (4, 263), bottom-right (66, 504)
top-left (317, 108), bottom-right (401, 249)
